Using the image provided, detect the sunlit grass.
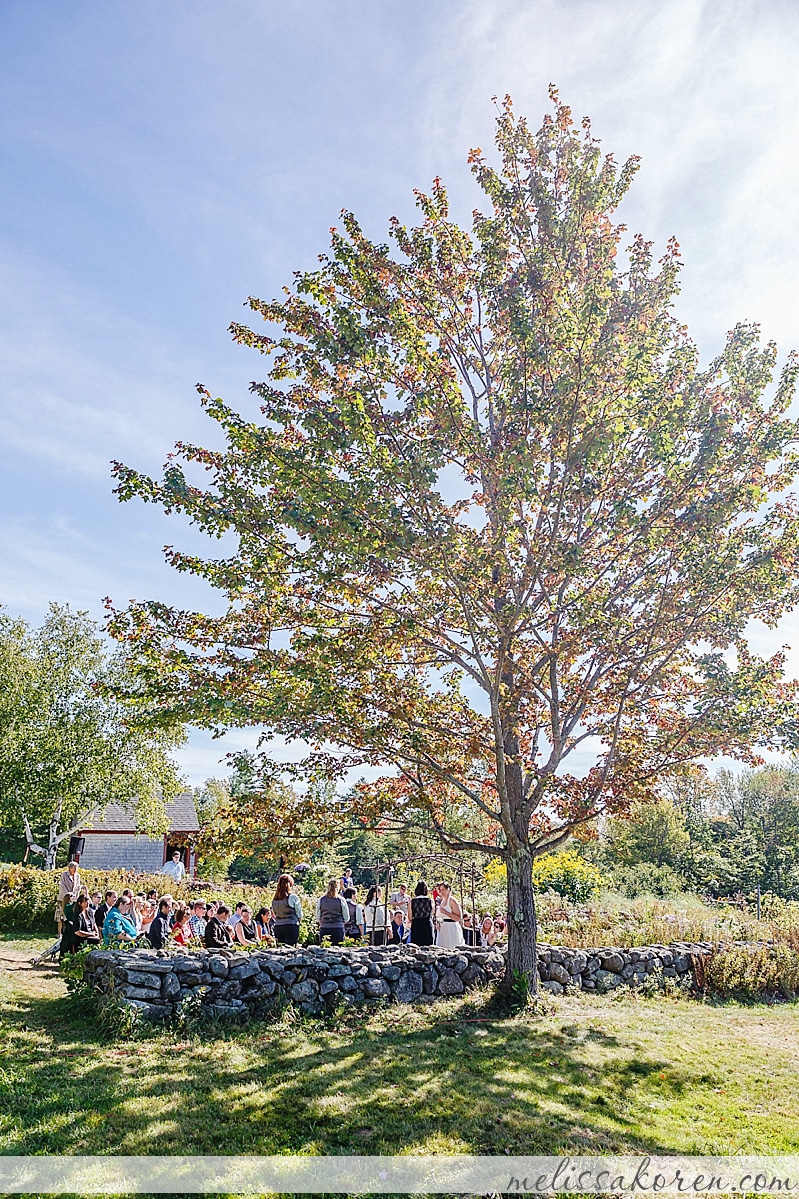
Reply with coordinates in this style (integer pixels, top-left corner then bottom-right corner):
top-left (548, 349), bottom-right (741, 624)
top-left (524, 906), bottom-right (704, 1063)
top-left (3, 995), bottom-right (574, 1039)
top-left (1, 935), bottom-right (799, 1159)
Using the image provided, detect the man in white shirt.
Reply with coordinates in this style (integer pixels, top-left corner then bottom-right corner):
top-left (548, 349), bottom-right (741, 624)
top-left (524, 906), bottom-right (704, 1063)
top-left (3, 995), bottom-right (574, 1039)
top-left (389, 883), bottom-right (410, 921)
top-left (161, 850), bottom-right (186, 882)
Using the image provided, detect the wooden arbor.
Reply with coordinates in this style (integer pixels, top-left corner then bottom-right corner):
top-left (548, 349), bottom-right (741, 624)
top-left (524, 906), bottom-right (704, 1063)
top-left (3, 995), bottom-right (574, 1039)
top-left (365, 852), bottom-right (482, 943)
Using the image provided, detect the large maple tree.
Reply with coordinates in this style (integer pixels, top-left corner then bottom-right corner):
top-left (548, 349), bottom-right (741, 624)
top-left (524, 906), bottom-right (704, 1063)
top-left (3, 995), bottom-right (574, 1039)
top-left (110, 92), bottom-right (799, 990)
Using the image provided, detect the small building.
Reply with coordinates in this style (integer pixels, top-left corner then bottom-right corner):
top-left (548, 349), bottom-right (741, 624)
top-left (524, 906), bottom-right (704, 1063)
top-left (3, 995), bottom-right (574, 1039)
top-left (75, 792), bottom-right (201, 876)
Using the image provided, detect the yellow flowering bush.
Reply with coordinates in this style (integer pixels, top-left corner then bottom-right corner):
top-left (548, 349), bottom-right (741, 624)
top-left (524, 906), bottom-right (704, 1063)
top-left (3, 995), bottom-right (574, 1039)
top-left (532, 849), bottom-right (606, 904)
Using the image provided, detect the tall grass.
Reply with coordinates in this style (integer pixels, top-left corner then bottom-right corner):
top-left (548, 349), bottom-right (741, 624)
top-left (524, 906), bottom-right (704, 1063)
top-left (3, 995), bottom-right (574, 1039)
top-left (534, 890), bottom-right (799, 949)
top-left (698, 943), bottom-right (799, 1000)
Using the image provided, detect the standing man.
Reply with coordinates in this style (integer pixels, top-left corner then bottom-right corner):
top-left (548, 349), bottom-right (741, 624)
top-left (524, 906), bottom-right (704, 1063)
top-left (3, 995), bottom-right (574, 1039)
top-left (389, 882), bottom-right (410, 922)
top-left (161, 850), bottom-right (186, 882)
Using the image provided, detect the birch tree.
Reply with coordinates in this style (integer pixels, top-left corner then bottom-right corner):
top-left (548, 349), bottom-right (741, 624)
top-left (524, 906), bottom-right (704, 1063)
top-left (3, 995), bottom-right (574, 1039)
top-left (0, 605), bottom-right (183, 868)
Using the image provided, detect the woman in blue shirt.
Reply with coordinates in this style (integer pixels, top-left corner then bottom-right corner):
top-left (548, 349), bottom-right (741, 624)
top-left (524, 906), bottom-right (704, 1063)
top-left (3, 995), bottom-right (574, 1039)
top-left (102, 897), bottom-right (138, 946)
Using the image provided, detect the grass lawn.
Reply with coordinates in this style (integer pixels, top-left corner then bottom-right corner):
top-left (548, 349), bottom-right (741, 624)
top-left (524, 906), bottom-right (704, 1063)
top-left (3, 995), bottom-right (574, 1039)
top-left (1, 933), bottom-right (799, 1160)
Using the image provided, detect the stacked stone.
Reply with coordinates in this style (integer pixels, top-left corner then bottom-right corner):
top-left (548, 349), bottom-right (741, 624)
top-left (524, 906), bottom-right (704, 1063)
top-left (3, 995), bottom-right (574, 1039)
top-left (536, 940), bottom-right (712, 995)
top-left (82, 939), bottom-right (713, 1020)
top-left (82, 943), bottom-right (506, 1021)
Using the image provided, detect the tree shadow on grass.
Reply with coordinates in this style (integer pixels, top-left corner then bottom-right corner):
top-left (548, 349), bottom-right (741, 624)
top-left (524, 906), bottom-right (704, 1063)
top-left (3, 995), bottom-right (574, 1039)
top-left (0, 983), bottom-right (722, 1160)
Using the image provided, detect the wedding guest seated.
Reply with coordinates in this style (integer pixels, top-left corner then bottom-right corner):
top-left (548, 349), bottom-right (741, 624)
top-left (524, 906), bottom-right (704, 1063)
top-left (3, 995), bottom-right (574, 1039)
top-left (147, 898), bottom-right (172, 949)
top-left (139, 900), bottom-right (155, 937)
top-left (479, 915), bottom-right (496, 947)
top-left (188, 900), bottom-right (207, 941)
top-left (388, 909), bottom-right (409, 944)
top-left (229, 901), bottom-right (245, 932)
top-left (94, 890), bottom-right (117, 932)
top-left (171, 906), bottom-right (192, 945)
top-left (255, 907), bottom-right (274, 939)
top-left (131, 894), bottom-right (147, 934)
top-left (205, 904), bottom-right (233, 949)
top-left (234, 905), bottom-right (259, 945)
top-left (102, 897), bottom-right (138, 946)
top-left (71, 894), bottom-right (101, 948)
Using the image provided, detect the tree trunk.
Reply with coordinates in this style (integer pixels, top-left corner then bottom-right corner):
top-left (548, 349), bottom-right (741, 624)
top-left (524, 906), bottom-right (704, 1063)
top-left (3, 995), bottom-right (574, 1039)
top-left (45, 801), bottom-right (63, 871)
top-left (503, 842), bottom-right (538, 996)
top-left (23, 802), bottom-right (98, 871)
top-left (22, 811), bottom-right (50, 865)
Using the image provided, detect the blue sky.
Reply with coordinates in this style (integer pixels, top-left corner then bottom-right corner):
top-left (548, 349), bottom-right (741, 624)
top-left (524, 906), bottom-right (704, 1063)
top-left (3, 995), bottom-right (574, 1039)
top-left (2, 0), bottom-right (798, 785)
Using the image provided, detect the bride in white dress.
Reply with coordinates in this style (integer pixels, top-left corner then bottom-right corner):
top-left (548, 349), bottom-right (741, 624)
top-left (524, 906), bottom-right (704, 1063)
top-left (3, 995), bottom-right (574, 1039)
top-left (435, 883), bottom-right (465, 949)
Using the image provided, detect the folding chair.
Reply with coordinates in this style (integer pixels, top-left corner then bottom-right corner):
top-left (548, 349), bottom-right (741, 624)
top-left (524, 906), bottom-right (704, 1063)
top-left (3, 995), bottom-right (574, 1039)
top-left (30, 937), bottom-right (62, 966)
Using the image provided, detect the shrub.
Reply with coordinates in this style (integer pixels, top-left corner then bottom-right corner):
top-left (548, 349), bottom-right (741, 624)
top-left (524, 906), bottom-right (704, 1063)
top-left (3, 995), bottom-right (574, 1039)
top-left (482, 858), bottom-right (507, 887)
top-left (59, 944), bottom-right (95, 999)
top-left (612, 862), bottom-right (687, 898)
top-left (532, 849), bottom-right (605, 904)
top-left (0, 865), bottom-right (311, 932)
top-left (701, 943), bottom-right (799, 1000)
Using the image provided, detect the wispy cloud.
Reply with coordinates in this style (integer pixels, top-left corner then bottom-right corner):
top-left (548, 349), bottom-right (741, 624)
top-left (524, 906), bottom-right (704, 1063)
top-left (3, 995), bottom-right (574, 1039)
top-left (438, 2), bottom-right (798, 347)
top-left (0, 246), bottom-right (222, 478)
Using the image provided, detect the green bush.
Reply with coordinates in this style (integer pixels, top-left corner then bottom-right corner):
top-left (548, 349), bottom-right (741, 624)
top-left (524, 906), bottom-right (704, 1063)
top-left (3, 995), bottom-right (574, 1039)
top-left (611, 862), bottom-right (687, 898)
top-left (532, 849), bottom-right (605, 904)
top-left (0, 865), bottom-right (311, 932)
top-left (701, 943), bottom-right (799, 1000)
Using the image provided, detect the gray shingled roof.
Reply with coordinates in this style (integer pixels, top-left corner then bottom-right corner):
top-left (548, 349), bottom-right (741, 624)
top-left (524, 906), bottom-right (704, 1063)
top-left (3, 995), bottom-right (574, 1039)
top-left (80, 791), bottom-right (200, 834)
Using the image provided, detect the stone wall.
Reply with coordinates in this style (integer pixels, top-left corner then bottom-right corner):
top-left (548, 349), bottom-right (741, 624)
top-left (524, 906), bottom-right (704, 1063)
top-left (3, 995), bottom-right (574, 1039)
top-left (536, 940), bottom-right (711, 995)
top-left (82, 939), bottom-right (711, 1022)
